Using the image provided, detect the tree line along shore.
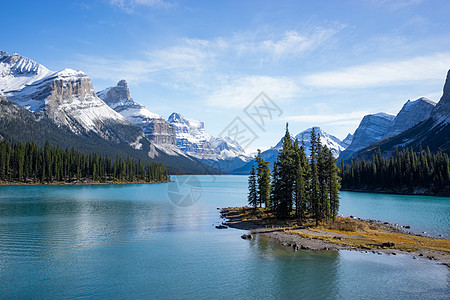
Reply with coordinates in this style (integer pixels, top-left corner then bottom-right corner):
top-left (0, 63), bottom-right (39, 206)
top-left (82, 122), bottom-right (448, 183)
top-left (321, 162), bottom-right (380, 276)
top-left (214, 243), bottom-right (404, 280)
top-left (0, 140), bottom-right (170, 184)
top-left (340, 147), bottom-right (450, 196)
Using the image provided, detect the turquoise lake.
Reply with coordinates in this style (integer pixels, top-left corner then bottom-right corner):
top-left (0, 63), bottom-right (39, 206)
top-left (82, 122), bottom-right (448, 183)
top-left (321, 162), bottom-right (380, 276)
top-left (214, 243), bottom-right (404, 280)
top-left (0, 175), bottom-right (448, 299)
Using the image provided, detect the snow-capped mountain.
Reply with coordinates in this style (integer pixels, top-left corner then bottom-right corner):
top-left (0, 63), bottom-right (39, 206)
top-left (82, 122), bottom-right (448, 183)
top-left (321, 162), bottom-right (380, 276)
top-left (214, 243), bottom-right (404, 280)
top-left (293, 127), bottom-right (346, 158)
top-left (383, 97), bottom-right (436, 139)
top-left (0, 51), bottom-right (142, 145)
top-left (167, 112), bottom-right (251, 172)
top-left (232, 126), bottom-right (346, 174)
top-left (0, 51), bottom-right (53, 94)
top-left (339, 112), bottom-right (395, 162)
top-left (98, 80), bottom-right (176, 145)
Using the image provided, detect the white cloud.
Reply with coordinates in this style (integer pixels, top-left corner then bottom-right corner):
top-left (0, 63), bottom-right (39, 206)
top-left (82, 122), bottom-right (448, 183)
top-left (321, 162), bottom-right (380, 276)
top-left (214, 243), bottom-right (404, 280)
top-left (73, 26), bottom-right (341, 93)
top-left (284, 111), bottom-right (369, 124)
top-left (303, 52), bottom-right (450, 89)
top-left (206, 76), bottom-right (301, 109)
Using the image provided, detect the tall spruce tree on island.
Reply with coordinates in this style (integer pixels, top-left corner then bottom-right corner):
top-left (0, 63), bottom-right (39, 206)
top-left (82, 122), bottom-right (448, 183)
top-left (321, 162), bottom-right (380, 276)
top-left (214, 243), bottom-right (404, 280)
top-left (248, 164), bottom-right (258, 208)
top-left (318, 145), bottom-right (331, 221)
top-left (326, 148), bottom-right (340, 220)
top-left (309, 128), bottom-right (321, 225)
top-left (256, 150), bottom-right (271, 207)
top-left (273, 124), bottom-right (295, 218)
top-left (293, 139), bottom-right (309, 220)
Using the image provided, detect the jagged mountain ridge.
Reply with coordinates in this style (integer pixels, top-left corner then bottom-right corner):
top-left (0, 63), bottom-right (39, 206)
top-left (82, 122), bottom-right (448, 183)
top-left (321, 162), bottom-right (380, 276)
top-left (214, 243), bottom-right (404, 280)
top-left (98, 80), bottom-right (177, 145)
top-left (339, 96), bottom-right (439, 162)
top-left (354, 70), bottom-right (450, 158)
top-left (167, 112), bottom-right (252, 172)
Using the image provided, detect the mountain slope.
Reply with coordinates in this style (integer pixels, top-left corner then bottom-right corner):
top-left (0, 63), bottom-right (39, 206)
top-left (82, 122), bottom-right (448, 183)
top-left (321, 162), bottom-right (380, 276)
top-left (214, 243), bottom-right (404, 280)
top-left (0, 96), bottom-right (217, 174)
top-left (355, 70), bottom-right (450, 158)
top-left (383, 97), bottom-right (436, 139)
top-left (339, 113), bottom-right (395, 162)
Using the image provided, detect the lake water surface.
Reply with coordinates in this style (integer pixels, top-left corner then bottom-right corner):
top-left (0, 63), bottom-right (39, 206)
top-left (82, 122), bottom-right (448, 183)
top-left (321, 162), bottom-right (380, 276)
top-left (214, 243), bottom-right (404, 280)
top-left (0, 175), bottom-right (448, 299)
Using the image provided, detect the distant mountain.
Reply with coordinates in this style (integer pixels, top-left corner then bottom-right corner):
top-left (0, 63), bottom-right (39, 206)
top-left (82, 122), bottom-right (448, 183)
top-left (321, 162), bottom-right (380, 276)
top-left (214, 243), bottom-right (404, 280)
top-left (167, 112), bottom-right (251, 172)
top-left (382, 97), bottom-right (436, 139)
top-left (98, 80), bottom-right (177, 146)
top-left (342, 133), bottom-right (353, 148)
top-left (232, 126), bottom-right (346, 174)
top-left (338, 113), bottom-right (395, 162)
top-left (355, 70), bottom-right (450, 158)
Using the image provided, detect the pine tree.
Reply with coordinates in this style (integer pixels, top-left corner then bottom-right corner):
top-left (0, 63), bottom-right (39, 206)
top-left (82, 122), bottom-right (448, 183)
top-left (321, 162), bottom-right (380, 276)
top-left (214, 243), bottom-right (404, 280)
top-left (256, 150), bottom-right (271, 208)
top-left (248, 164), bottom-right (257, 208)
top-left (273, 124), bottom-right (295, 218)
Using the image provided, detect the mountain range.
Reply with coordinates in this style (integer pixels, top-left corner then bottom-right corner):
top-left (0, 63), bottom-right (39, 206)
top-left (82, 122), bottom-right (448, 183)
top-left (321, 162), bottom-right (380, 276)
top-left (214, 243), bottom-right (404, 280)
top-left (0, 50), bottom-right (448, 174)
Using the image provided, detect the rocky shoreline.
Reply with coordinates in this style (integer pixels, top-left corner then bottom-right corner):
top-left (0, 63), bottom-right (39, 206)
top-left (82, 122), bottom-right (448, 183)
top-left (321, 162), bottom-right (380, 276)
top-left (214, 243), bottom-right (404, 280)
top-left (220, 207), bottom-right (450, 267)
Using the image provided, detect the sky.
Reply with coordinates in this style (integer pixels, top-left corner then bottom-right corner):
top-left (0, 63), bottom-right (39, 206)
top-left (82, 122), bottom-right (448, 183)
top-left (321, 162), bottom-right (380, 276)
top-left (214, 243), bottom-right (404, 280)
top-left (2, 0), bottom-right (450, 152)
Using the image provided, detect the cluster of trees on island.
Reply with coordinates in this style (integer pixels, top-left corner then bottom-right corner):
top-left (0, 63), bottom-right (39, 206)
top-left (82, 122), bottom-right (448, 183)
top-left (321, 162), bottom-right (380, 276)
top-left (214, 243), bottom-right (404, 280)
top-left (0, 140), bottom-right (169, 184)
top-left (248, 126), bottom-right (340, 224)
top-left (340, 147), bottom-right (450, 195)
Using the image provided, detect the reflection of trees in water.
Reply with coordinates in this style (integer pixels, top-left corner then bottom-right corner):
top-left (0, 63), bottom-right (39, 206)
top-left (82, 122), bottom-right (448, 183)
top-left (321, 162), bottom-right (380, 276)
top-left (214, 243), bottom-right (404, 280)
top-left (247, 234), bottom-right (340, 298)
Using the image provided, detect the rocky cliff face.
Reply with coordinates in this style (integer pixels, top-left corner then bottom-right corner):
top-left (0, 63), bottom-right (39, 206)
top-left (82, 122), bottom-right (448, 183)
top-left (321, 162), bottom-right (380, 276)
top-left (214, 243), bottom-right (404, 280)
top-left (383, 97), bottom-right (436, 139)
top-left (431, 69), bottom-right (450, 123)
top-left (98, 80), bottom-right (176, 145)
top-left (0, 52), bottom-right (143, 145)
top-left (339, 113), bottom-right (395, 161)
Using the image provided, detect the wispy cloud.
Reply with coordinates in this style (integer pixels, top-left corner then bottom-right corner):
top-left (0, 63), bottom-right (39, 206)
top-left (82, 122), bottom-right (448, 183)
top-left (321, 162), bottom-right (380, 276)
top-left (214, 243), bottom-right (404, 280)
top-left (108, 0), bottom-right (174, 12)
top-left (206, 75), bottom-right (301, 109)
top-left (73, 26), bottom-right (341, 103)
top-left (303, 52), bottom-right (450, 89)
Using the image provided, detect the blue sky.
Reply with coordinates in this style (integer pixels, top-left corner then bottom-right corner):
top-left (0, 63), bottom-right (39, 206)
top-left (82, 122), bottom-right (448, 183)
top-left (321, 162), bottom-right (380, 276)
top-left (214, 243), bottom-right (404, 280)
top-left (2, 0), bottom-right (450, 152)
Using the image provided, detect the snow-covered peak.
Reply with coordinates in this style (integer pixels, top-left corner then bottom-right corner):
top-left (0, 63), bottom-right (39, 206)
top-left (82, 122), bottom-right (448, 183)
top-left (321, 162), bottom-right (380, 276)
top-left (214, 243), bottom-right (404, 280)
top-left (295, 127), bottom-right (345, 158)
top-left (271, 127), bottom-right (345, 158)
top-left (0, 51), bottom-right (53, 95)
top-left (168, 112), bottom-right (251, 163)
top-left (98, 80), bottom-right (162, 119)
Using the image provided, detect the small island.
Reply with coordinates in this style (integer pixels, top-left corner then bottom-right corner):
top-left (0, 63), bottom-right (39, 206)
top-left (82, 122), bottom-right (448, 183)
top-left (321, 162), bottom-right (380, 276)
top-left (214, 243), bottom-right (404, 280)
top-left (221, 206), bottom-right (450, 267)
top-left (227, 126), bottom-right (450, 267)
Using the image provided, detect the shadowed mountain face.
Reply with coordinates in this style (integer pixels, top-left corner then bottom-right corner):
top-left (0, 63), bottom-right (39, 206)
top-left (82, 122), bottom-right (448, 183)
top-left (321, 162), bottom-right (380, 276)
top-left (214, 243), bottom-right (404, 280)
top-left (353, 70), bottom-right (450, 160)
top-left (383, 97), bottom-right (436, 139)
top-left (339, 113), bottom-right (395, 162)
